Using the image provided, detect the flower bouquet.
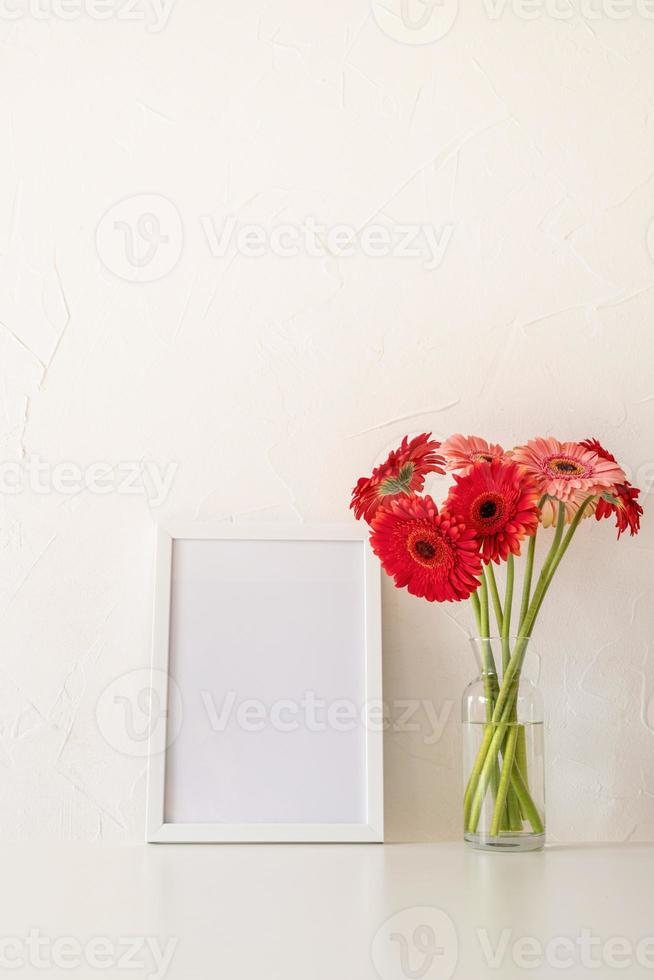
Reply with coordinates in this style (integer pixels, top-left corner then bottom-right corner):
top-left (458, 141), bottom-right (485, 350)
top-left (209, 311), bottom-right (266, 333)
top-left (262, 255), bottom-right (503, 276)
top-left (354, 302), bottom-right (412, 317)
top-left (351, 433), bottom-right (643, 850)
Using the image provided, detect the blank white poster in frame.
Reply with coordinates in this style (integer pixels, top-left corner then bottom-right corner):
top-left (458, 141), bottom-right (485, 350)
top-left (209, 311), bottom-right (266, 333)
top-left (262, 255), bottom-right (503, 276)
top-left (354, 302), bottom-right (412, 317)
top-left (146, 523), bottom-right (383, 843)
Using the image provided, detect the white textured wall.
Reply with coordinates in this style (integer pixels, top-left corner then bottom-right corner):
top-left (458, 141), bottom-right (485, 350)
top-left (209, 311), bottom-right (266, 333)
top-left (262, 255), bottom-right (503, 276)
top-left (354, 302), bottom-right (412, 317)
top-left (1, 0), bottom-right (653, 843)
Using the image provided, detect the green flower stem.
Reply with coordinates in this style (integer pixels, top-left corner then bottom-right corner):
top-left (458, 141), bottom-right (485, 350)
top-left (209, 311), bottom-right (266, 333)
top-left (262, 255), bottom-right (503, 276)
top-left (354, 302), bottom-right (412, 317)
top-left (507, 782), bottom-right (523, 831)
top-left (518, 535), bottom-right (536, 630)
top-left (500, 554), bottom-right (521, 830)
top-left (470, 586), bottom-right (496, 784)
top-left (486, 502), bottom-right (566, 726)
top-left (490, 724), bottom-right (519, 836)
top-left (486, 564), bottom-right (504, 637)
top-left (468, 636), bottom-right (544, 831)
top-left (466, 499), bottom-right (593, 835)
top-left (479, 570), bottom-right (490, 637)
top-left (501, 554), bottom-right (514, 672)
top-left (477, 573), bottom-right (499, 713)
top-left (463, 725), bottom-right (493, 826)
top-left (467, 503), bottom-right (564, 830)
top-left (515, 723), bottom-right (530, 796)
top-left (518, 496), bottom-right (546, 631)
top-left (535, 496), bottom-right (594, 617)
top-left (463, 581), bottom-right (500, 825)
top-left (467, 693), bottom-right (520, 832)
top-left (470, 589), bottom-right (482, 635)
top-left (476, 573), bottom-right (502, 806)
top-left (510, 764), bottom-right (544, 834)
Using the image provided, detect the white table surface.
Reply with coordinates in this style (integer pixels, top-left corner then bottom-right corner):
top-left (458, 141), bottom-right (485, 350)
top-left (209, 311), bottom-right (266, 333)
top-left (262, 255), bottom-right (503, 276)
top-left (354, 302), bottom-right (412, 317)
top-left (2, 842), bottom-right (652, 978)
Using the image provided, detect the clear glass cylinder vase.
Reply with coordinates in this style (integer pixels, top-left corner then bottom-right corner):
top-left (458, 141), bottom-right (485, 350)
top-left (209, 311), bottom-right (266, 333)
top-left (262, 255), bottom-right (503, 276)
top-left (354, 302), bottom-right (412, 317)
top-left (462, 636), bottom-right (545, 852)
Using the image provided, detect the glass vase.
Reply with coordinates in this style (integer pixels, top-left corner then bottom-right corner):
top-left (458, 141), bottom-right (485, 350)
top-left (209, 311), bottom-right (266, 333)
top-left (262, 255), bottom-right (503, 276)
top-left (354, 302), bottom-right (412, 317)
top-left (462, 636), bottom-right (545, 852)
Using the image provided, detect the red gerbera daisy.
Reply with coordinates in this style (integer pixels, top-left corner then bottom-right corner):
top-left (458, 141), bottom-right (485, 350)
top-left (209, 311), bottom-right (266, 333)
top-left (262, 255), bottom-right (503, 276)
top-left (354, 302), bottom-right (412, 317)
top-left (369, 494), bottom-right (481, 602)
top-left (350, 433), bottom-right (445, 524)
top-left (580, 437), bottom-right (643, 538)
top-left (445, 459), bottom-right (541, 564)
top-left (579, 437), bottom-right (618, 465)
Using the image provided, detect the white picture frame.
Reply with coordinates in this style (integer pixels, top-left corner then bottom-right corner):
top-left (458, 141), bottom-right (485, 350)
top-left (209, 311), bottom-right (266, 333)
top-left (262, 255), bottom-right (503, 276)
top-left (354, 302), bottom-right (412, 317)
top-left (146, 523), bottom-right (384, 843)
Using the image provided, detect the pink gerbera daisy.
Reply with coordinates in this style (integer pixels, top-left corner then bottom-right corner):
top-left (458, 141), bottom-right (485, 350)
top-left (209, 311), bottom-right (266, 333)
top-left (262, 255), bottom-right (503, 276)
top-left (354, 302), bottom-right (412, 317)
top-left (511, 437), bottom-right (626, 502)
top-left (440, 434), bottom-right (507, 473)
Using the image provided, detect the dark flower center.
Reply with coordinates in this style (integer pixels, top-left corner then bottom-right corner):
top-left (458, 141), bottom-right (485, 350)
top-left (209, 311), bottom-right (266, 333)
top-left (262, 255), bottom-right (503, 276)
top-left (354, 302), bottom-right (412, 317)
top-left (408, 530), bottom-right (446, 567)
top-left (472, 492), bottom-right (507, 531)
top-left (549, 457), bottom-right (584, 477)
top-left (473, 453), bottom-right (494, 463)
top-left (415, 539), bottom-right (436, 559)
